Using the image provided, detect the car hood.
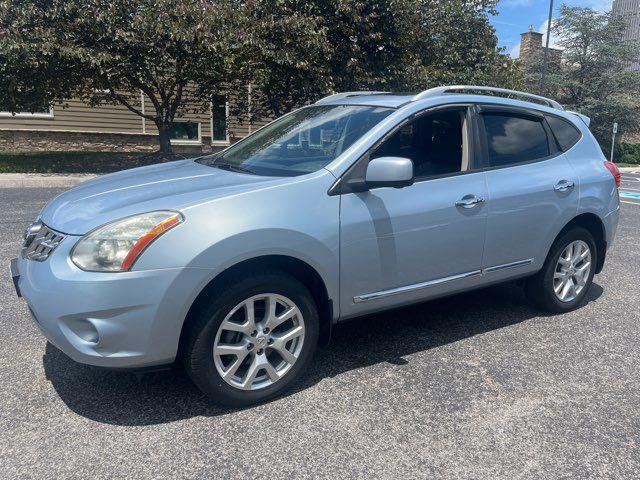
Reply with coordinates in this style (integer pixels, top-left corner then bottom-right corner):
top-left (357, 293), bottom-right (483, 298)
top-left (40, 159), bottom-right (284, 234)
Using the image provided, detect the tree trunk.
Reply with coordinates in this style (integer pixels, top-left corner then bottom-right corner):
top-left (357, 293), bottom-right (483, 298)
top-left (157, 122), bottom-right (173, 154)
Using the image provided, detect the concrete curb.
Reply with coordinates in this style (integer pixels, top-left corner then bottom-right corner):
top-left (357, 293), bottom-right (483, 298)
top-left (620, 167), bottom-right (639, 173)
top-left (0, 173), bottom-right (98, 188)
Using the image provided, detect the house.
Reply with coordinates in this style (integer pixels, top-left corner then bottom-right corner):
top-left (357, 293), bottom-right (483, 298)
top-left (0, 90), bottom-right (268, 153)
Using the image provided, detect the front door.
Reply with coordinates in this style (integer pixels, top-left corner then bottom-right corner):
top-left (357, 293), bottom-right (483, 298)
top-left (339, 106), bottom-right (489, 318)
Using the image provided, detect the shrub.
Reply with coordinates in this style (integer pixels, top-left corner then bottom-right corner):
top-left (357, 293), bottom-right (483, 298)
top-left (613, 142), bottom-right (640, 164)
top-left (621, 153), bottom-right (640, 165)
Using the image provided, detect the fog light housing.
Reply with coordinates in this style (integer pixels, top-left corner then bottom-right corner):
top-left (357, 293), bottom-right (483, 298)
top-left (66, 318), bottom-right (100, 344)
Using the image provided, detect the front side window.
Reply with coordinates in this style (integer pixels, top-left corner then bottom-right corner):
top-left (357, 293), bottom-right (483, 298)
top-left (482, 113), bottom-right (550, 167)
top-left (371, 109), bottom-right (469, 178)
top-left (198, 105), bottom-right (394, 177)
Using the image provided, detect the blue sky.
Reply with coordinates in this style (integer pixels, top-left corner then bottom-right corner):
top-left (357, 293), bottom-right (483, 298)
top-left (490, 0), bottom-right (613, 57)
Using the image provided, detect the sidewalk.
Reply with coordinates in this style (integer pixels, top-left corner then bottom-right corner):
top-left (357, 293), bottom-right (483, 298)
top-left (0, 173), bottom-right (97, 188)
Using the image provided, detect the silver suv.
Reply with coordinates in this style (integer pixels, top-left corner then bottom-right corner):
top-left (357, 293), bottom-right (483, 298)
top-left (11, 86), bottom-right (620, 405)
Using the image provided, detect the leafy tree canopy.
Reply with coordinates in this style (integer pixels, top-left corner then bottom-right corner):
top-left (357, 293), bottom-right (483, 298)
top-left (548, 6), bottom-right (640, 146)
top-left (245, 0), bottom-right (523, 119)
top-left (1, 0), bottom-right (241, 152)
top-left (1, 0), bottom-right (522, 151)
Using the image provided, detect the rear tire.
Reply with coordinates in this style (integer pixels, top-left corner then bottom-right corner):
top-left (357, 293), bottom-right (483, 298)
top-left (182, 271), bottom-right (319, 406)
top-left (526, 227), bottom-right (596, 313)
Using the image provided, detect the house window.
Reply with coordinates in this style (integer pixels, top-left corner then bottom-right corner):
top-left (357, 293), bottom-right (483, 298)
top-left (0, 101), bottom-right (53, 118)
top-left (211, 95), bottom-right (228, 143)
top-left (170, 121), bottom-right (201, 144)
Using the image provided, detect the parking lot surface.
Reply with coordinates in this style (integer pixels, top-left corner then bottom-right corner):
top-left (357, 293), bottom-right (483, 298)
top-left (620, 171), bottom-right (640, 206)
top-left (1, 184), bottom-right (639, 479)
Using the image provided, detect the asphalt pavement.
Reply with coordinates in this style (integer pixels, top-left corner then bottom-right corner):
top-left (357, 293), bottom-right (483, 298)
top-left (1, 185), bottom-right (639, 479)
top-left (620, 170), bottom-right (640, 206)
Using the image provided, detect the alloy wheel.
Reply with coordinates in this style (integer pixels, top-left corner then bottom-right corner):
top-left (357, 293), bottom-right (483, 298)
top-left (213, 293), bottom-right (305, 390)
top-left (553, 240), bottom-right (592, 303)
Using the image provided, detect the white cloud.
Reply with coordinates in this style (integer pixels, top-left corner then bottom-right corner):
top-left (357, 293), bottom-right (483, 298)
top-left (540, 19), bottom-right (561, 50)
top-left (586, 0), bottom-right (613, 12)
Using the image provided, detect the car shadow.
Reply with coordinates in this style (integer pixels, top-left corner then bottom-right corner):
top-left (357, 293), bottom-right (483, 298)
top-left (42, 281), bottom-right (604, 426)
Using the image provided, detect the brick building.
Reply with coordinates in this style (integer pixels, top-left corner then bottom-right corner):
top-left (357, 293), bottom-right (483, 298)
top-left (518, 27), bottom-right (563, 92)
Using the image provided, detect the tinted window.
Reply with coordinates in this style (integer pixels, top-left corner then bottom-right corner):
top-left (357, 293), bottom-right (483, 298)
top-left (546, 115), bottom-right (581, 151)
top-left (483, 114), bottom-right (550, 167)
top-left (197, 105), bottom-right (393, 177)
top-left (371, 109), bottom-right (467, 178)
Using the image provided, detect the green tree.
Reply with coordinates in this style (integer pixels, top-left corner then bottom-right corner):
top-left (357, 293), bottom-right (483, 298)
top-left (2, 0), bottom-right (523, 146)
top-left (0, 0), bottom-right (241, 153)
top-left (243, 0), bottom-right (522, 122)
top-left (549, 6), bottom-right (640, 146)
top-left (232, 0), bottom-right (333, 119)
top-left (409, 0), bottom-right (523, 90)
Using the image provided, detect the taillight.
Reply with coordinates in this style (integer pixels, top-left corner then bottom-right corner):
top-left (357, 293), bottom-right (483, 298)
top-left (604, 161), bottom-right (621, 188)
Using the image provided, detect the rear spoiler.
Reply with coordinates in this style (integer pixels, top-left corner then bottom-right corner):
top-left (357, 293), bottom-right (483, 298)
top-left (568, 111), bottom-right (591, 127)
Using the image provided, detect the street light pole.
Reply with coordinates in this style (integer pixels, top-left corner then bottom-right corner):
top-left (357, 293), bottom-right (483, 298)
top-left (539, 0), bottom-right (555, 95)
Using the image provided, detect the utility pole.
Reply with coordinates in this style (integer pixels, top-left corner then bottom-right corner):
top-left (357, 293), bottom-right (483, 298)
top-left (539, 0), bottom-right (555, 95)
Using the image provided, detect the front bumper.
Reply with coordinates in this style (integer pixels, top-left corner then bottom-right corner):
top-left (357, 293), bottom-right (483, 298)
top-left (10, 258), bottom-right (21, 297)
top-left (14, 240), bottom-right (214, 368)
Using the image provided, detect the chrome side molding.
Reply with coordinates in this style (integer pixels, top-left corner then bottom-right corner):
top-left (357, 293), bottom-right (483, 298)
top-left (353, 270), bottom-right (482, 303)
top-left (353, 258), bottom-right (534, 303)
top-left (483, 258), bottom-right (533, 273)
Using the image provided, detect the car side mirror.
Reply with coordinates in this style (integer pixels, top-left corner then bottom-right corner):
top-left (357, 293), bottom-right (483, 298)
top-left (365, 156), bottom-right (414, 189)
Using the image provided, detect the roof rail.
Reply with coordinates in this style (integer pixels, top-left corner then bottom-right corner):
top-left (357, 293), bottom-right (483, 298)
top-left (412, 85), bottom-right (564, 110)
top-left (315, 91), bottom-right (391, 105)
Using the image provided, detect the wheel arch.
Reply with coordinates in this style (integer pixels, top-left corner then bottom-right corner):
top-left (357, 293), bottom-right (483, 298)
top-left (553, 212), bottom-right (607, 273)
top-left (178, 255), bottom-right (334, 355)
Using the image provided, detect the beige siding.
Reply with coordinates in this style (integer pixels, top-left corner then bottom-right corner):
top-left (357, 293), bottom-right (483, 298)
top-left (142, 89), bottom-right (213, 142)
top-left (0, 98), bottom-right (144, 134)
top-left (0, 87), bottom-right (275, 147)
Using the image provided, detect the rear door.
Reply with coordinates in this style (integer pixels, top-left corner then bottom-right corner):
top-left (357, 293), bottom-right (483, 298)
top-left (478, 105), bottom-right (579, 279)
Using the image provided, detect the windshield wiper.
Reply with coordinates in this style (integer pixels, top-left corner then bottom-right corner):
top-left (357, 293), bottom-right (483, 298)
top-left (211, 161), bottom-right (256, 175)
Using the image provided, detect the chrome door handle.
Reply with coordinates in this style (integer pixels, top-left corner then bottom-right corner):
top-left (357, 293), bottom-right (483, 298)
top-left (455, 194), bottom-right (485, 208)
top-left (554, 180), bottom-right (575, 192)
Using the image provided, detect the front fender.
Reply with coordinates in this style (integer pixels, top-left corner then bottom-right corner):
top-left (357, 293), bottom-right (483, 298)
top-left (188, 228), bottom-right (339, 305)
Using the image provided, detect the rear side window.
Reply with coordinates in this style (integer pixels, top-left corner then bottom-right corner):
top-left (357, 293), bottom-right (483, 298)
top-left (546, 115), bottom-right (581, 151)
top-left (482, 113), bottom-right (550, 168)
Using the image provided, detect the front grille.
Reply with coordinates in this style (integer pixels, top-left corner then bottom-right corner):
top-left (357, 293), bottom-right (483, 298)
top-left (21, 222), bottom-right (66, 261)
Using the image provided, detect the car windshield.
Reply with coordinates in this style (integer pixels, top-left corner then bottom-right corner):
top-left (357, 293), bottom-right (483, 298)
top-left (197, 105), bottom-right (394, 177)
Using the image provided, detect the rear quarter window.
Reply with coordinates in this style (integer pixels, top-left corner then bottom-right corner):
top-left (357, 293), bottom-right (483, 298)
top-left (546, 115), bottom-right (582, 151)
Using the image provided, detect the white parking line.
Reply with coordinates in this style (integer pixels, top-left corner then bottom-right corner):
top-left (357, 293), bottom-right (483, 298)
top-left (621, 200), bottom-right (640, 205)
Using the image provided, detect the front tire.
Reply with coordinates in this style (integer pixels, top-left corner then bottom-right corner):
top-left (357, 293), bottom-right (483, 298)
top-left (526, 227), bottom-right (596, 313)
top-left (182, 271), bottom-right (319, 406)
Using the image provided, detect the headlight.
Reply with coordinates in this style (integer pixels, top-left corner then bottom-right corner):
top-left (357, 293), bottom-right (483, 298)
top-left (70, 211), bottom-right (183, 272)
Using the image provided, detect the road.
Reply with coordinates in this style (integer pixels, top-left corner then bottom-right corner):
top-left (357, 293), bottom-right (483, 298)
top-left (620, 170), bottom-right (640, 206)
top-left (1, 184), bottom-right (639, 479)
